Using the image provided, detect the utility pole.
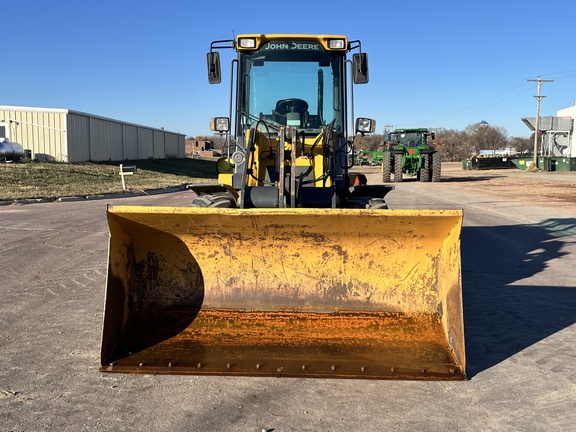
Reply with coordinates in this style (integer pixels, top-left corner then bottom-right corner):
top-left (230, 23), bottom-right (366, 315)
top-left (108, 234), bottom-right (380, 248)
top-left (527, 76), bottom-right (554, 168)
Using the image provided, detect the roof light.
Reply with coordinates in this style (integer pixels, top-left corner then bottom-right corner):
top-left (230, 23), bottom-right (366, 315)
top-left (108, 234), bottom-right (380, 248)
top-left (328, 39), bottom-right (346, 50)
top-left (238, 38), bottom-right (256, 49)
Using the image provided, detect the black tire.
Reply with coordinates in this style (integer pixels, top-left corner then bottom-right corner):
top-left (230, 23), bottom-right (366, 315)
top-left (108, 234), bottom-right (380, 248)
top-left (367, 198), bottom-right (388, 209)
top-left (393, 153), bottom-right (403, 183)
top-left (432, 152), bottom-right (442, 182)
top-left (382, 152), bottom-right (391, 183)
top-left (345, 197), bottom-right (388, 209)
top-left (419, 154), bottom-right (430, 182)
top-left (191, 194), bottom-right (236, 208)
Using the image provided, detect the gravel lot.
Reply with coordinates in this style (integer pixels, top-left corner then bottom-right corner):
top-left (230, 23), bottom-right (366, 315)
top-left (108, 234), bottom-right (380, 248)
top-left (1, 163), bottom-right (575, 431)
top-left (434, 163), bottom-right (576, 213)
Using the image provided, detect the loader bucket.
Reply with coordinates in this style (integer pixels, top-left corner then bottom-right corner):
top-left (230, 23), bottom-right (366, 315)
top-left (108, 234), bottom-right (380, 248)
top-left (101, 206), bottom-right (465, 380)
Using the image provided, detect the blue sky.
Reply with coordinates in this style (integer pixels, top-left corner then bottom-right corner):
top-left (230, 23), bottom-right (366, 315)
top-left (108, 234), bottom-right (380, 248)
top-left (4, 0), bottom-right (575, 138)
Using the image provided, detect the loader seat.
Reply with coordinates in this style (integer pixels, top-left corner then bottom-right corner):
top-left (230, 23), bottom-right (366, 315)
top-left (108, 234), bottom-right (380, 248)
top-left (275, 98), bottom-right (309, 128)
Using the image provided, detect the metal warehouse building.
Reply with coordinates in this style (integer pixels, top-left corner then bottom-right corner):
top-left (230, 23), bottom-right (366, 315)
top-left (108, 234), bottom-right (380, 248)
top-left (0, 105), bottom-right (185, 162)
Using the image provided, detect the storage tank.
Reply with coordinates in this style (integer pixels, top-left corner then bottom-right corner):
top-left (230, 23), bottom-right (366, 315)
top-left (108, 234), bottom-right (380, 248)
top-left (0, 138), bottom-right (25, 161)
top-left (0, 122), bottom-right (26, 161)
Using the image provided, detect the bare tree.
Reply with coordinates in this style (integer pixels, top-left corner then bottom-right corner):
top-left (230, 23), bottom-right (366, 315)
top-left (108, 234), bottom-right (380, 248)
top-left (208, 134), bottom-right (228, 152)
top-left (465, 124), bottom-right (509, 153)
top-left (355, 133), bottom-right (384, 152)
top-left (184, 123), bottom-right (526, 162)
top-left (509, 136), bottom-right (533, 154)
top-left (434, 128), bottom-right (473, 162)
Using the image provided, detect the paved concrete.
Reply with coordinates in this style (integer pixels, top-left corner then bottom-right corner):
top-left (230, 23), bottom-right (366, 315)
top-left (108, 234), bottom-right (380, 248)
top-left (1, 174), bottom-right (575, 431)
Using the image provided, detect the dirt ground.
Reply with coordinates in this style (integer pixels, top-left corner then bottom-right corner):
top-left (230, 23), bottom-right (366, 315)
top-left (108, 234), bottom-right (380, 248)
top-left (383, 162), bottom-right (576, 214)
top-left (1, 161), bottom-right (575, 431)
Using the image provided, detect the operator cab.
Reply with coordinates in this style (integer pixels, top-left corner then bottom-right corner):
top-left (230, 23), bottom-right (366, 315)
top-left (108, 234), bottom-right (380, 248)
top-left (239, 39), bottom-right (345, 137)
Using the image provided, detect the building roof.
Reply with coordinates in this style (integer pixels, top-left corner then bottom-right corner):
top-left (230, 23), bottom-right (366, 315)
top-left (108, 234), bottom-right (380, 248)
top-left (0, 105), bottom-right (184, 136)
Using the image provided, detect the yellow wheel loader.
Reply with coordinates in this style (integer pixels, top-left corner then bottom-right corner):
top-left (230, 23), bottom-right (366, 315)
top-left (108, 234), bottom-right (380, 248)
top-left (101, 35), bottom-right (465, 379)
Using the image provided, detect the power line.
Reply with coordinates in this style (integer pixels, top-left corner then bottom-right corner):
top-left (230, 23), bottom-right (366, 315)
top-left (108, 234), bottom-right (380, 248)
top-left (540, 68), bottom-right (576, 78)
top-left (400, 70), bottom-right (572, 130)
top-left (413, 80), bottom-right (531, 126)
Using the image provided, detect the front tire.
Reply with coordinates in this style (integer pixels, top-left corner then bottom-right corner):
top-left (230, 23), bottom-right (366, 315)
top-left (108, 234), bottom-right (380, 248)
top-left (432, 152), bottom-right (442, 182)
top-left (382, 152), bottom-right (391, 183)
top-left (367, 198), bottom-right (388, 209)
top-left (393, 153), bottom-right (403, 183)
top-left (191, 194), bottom-right (236, 208)
top-left (419, 154), bottom-right (430, 182)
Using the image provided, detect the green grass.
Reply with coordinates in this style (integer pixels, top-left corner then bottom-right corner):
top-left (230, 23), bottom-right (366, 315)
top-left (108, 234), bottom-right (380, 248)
top-left (0, 158), bottom-right (218, 201)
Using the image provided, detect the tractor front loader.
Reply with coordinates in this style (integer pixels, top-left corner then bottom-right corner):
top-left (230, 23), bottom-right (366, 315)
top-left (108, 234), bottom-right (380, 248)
top-left (101, 35), bottom-right (465, 380)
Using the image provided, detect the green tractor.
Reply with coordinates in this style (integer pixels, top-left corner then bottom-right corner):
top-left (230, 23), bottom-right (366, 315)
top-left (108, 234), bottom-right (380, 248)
top-left (382, 128), bottom-right (441, 183)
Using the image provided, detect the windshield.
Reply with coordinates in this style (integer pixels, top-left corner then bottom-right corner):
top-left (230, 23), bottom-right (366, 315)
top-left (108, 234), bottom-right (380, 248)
top-left (394, 132), bottom-right (423, 147)
top-left (238, 40), bottom-right (345, 135)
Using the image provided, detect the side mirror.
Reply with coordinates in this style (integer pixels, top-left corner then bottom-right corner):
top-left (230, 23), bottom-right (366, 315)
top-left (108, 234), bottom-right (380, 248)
top-left (352, 53), bottom-right (369, 84)
top-left (207, 51), bottom-right (221, 84)
top-left (430, 132), bottom-right (436, 140)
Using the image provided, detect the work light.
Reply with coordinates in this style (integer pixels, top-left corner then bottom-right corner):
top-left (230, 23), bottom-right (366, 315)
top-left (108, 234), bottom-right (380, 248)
top-left (328, 39), bottom-right (346, 50)
top-left (238, 38), bottom-right (256, 49)
top-left (355, 117), bottom-right (376, 134)
top-left (210, 117), bottom-right (230, 133)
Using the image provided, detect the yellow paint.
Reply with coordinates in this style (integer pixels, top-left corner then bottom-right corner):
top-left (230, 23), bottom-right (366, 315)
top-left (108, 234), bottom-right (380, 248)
top-left (236, 34), bottom-right (349, 52)
top-left (102, 207), bottom-right (465, 378)
top-left (217, 173), bottom-right (233, 186)
top-left (241, 128), bottom-right (331, 188)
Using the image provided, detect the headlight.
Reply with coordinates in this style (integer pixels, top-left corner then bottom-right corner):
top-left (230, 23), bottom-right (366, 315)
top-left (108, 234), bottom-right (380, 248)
top-left (328, 39), bottom-right (346, 50)
top-left (238, 38), bottom-right (256, 49)
top-left (210, 117), bottom-right (230, 133)
top-left (355, 117), bottom-right (376, 134)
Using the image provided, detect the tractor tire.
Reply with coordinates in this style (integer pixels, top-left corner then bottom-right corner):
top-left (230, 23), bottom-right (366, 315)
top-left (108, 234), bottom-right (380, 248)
top-left (393, 153), bottom-right (403, 183)
top-left (367, 198), bottom-right (388, 209)
top-left (419, 154), bottom-right (430, 182)
top-left (432, 152), bottom-right (442, 182)
top-left (382, 152), bottom-right (392, 183)
top-left (191, 194), bottom-right (236, 208)
top-left (345, 197), bottom-right (389, 209)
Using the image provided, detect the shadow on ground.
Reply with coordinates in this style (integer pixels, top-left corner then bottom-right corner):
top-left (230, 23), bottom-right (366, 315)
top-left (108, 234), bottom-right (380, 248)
top-left (382, 175), bottom-right (506, 184)
top-left (462, 218), bottom-right (576, 377)
top-left (441, 175), bottom-right (506, 183)
top-left (105, 158), bottom-right (218, 179)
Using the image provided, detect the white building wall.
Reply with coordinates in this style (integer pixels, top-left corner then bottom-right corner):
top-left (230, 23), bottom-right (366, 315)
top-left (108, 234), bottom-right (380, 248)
top-left (153, 130), bottom-right (165, 159)
top-left (90, 118), bottom-right (124, 161)
top-left (137, 128), bottom-right (154, 159)
top-left (67, 113), bottom-right (90, 162)
top-left (0, 106), bottom-right (68, 161)
top-left (0, 105), bottom-right (185, 162)
top-left (165, 133), bottom-right (181, 157)
top-left (123, 125), bottom-right (139, 160)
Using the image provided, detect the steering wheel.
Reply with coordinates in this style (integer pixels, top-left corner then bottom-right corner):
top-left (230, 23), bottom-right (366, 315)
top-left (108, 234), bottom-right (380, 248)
top-left (275, 98), bottom-right (309, 115)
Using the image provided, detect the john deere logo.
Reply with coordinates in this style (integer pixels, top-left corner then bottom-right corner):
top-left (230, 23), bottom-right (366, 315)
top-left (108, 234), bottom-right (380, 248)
top-left (263, 42), bottom-right (321, 51)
